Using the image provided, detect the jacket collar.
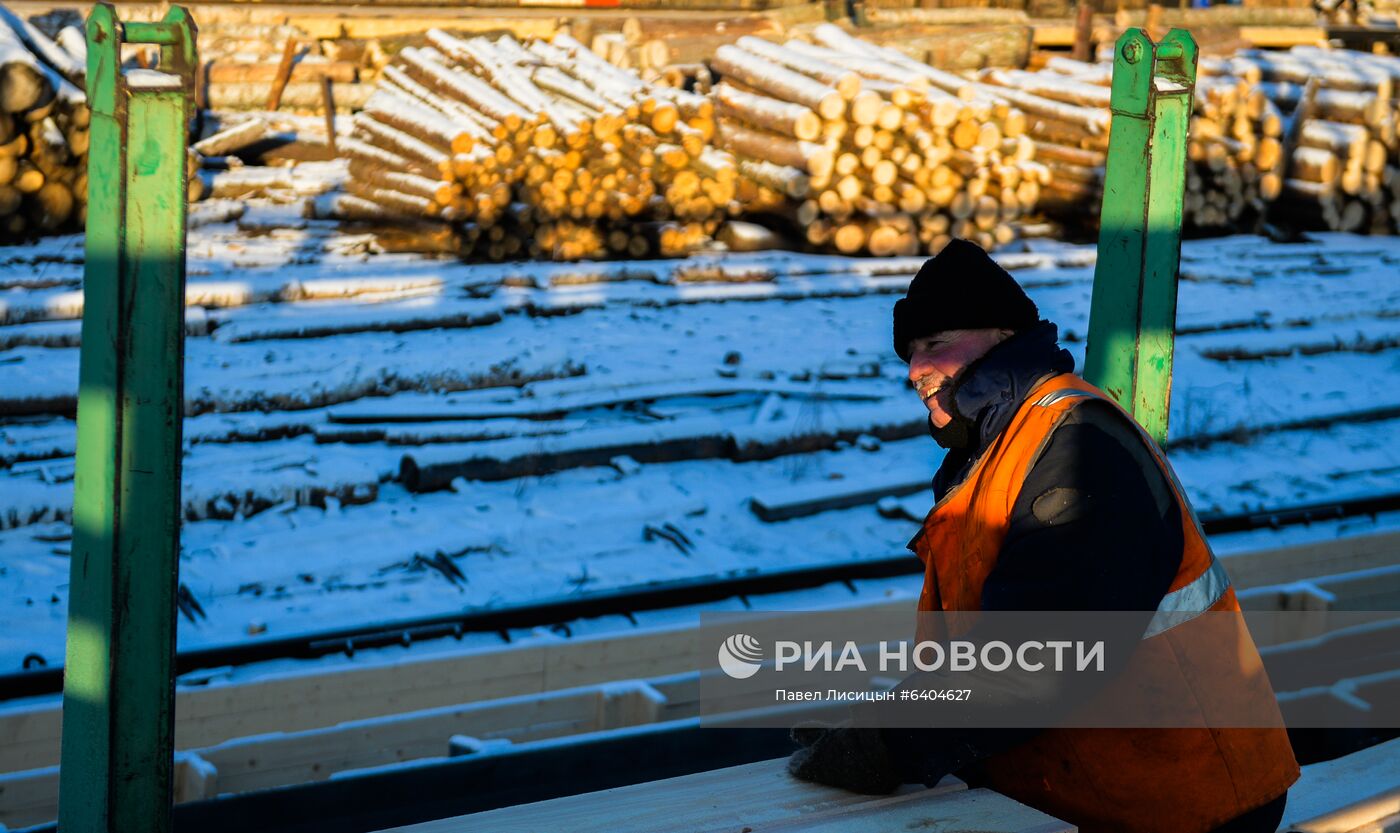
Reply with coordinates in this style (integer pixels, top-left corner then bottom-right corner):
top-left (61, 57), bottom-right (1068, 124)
top-left (932, 320), bottom-right (1076, 498)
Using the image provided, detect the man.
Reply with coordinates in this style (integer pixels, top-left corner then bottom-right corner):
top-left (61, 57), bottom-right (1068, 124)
top-left (787, 239), bottom-right (1298, 833)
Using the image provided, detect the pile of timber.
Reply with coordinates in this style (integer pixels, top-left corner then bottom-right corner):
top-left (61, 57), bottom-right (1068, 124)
top-left (1316, 0), bottom-right (1400, 27)
top-left (713, 23), bottom-right (1044, 255)
top-left (1019, 54), bottom-right (1288, 231)
top-left (330, 25), bottom-right (1051, 260)
top-left (1001, 47), bottom-right (1398, 235)
top-left (0, 4), bottom-right (87, 239)
top-left (330, 29), bottom-right (730, 261)
top-left (1203, 47), bottom-right (1399, 234)
top-left (327, 30), bottom-right (1399, 258)
top-left (590, 15), bottom-right (778, 80)
top-left (199, 27), bottom-right (384, 115)
top-left (204, 54), bottom-right (371, 113)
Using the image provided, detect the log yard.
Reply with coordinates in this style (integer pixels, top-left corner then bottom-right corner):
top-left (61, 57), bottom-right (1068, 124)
top-left (0, 0), bottom-right (1398, 831)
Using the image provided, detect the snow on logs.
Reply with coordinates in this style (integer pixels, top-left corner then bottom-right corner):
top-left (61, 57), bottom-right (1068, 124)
top-left (0, 4), bottom-right (88, 238)
top-left (1188, 47), bottom-right (1399, 232)
top-left (1013, 45), bottom-right (1400, 234)
top-left (332, 26), bottom-right (1047, 258)
top-left (336, 29), bottom-right (732, 260)
top-left (336, 27), bottom-right (1399, 258)
top-left (715, 23), bottom-right (1044, 255)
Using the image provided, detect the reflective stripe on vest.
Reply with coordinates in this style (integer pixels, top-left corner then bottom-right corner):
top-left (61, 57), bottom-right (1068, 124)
top-left (1031, 386), bottom-right (1233, 639)
top-left (1035, 388), bottom-right (1097, 408)
top-left (1143, 557), bottom-right (1232, 638)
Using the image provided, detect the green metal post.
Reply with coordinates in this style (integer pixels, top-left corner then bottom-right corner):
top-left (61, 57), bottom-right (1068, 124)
top-left (1084, 28), bottom-right (1197, 445)
top-left (59, 5), bottom-right (196, 833)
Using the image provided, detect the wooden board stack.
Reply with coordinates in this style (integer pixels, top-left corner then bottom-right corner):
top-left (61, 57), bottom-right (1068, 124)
top-left (0, 5), bottom-right (87, 240)
top-left (714, 23), bottom-right (1044, 255)
top-left (330, 29), bottom-right (730, 261)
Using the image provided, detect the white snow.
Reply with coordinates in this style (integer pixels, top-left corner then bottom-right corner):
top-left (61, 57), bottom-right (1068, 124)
top-left (0, 226), bottom-right (1397, 676)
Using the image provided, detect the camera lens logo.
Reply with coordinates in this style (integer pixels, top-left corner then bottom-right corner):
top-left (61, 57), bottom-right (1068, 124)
top-left (718, 634), bottom-right (764, 679)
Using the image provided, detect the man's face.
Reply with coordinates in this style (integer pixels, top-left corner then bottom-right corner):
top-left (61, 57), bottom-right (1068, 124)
top-left (906, 328), bottom-right (1012, 427)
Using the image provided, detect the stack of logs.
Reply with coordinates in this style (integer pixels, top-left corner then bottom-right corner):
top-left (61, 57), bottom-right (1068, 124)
top-left (1316, 0), bottom-right (1400, 27)
top-left (0, 4), bottom-right (87, 239)
top-left (708, 34), bottom-right (1398, 242)
top-left (1203, 48), bottom-right (1398, 234)
top-left (330, 25), bottom-right (1398, 258)
top-left (333, 25), bottom-right (1054, 258)
top-left (989, 54), bottom-right (1286, 232)
top-left (994, 47), bottom-right (1398, 234)
top-left (331, 28), bottom-right (732, 260)
top-left (712, 23), bottom-right (1045, 255)
top-left (199, 23), bottom-right (379, 113)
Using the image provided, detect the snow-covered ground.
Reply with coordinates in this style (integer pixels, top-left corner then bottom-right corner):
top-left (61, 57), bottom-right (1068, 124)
top-left (1, 220), bottom-right (1398, 672)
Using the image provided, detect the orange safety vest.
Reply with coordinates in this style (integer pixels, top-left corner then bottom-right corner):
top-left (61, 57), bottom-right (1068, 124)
top-left (909, 372), bottom-right (1298, 833)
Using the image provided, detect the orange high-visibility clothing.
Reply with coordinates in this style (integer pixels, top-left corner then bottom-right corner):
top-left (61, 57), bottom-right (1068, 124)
top-left (909, 372), bottom-right (1298, 833)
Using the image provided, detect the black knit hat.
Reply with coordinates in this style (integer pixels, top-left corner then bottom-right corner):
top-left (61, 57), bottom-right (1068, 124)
top-left (893, 238), bottom-right (1040, 362)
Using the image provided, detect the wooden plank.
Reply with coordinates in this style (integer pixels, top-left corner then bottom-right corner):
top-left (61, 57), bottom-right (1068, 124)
top-left (0, 601), bottom-right (899, 776)
top-left (1239, 563), bottom-right (1400, 611)
top-left (1, 528), bottom-right (1387, 776)
top-left (1263, 618), bottom-right (1400, 693)
top-left (207, 81), bottom-right (373, 113)
top-left (1221, 530), bottom-right (1400, 590)
top-left (906, 26), bottom-right (1034, 74)
top-left (0, 619), bottom-right (709, 773)
top-left (1314, 564), bottom-right (1400, 609)
top-left (0, 763), bottom-right (61, 828)
top-left (375, 758), bottom-right (967, 833)
top-left (648, 672), bottom-right (702, 721)
top-left (1238, 26), bottom-right (1327, 48)
top-left (267, 36), bottom-right (302, 112)
top-left (295, 17), bottom-right (561, 41)
top-left (1238, 563), bottom-right (1400, 645)
top-left (1033, 25), bottom-right (1075, 47)
top-left (171, 752), bottom-right (219, 805)
top-left (0, 752), bottom-right (216, 829)
top-left (197, 681), bottom-right (665, 795)
top-left (0, 682), bottom-right (668, 825)
top-left (206, 60), bottom-right (358, 85)
top-left (1282, 738), bottom-right (1400, 832)
top-left (749, 788), bottom-right (1073, 833)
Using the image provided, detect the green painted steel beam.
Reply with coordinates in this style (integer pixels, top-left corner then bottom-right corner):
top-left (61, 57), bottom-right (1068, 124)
top-left (59, 5), bottom-right (196, 833)
top-left (1084, 28), bottom-right (1197, 446)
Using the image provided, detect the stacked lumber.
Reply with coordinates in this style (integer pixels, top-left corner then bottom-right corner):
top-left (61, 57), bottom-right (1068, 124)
top-left (333, 25), bottom-right (1050, 259)
top-left (594, 15), bottom-right (781, 77)
top-left (1009, 47), bottom-right (1400, 235)
top-left (333, 29), bottom-right (730, 260)
top-left (712, 24), bottom-right (1043, 255)
top-left (0, 4), bottom-right (87, 239)
top-left (1316, 0), bottom-right (1400, 26)
top-left (1028, 54), bottom-right (1287, 232)
top-left (330, 33), bottom-right (1399, 257)
top-left (1203, 47), bottom-right (1400, 234)
top-left (128, 14), bottom-right (386, 115)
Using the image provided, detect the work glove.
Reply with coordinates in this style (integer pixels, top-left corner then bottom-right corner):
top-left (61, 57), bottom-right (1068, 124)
top-left (786, 721), bottom-right (902, 795)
